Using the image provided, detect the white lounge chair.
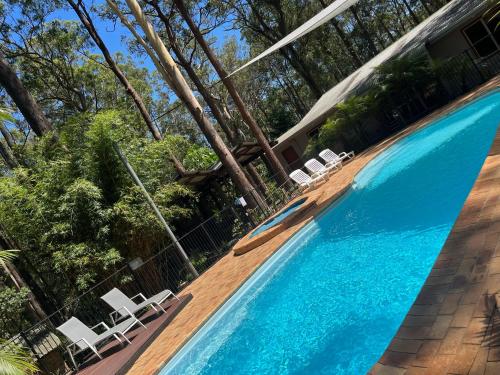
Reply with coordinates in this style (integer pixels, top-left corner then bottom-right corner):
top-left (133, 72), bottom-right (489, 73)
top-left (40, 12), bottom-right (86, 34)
top-left (289, 169), bottom-right (327, 189)
top-left (57, 315), bottom-right (144, 369)
top-left (101, 288), bottom-right (179, 324)
top-left (319, 148), bottom-right (355, 167)
top-left (305, 158), bottom-right (340, 177)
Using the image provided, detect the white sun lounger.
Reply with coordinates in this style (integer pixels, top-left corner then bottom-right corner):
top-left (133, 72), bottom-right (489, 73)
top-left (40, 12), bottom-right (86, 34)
top-left (319, 149), bottom-right (355, 167)
top-left (289, 169), bottom-right (327, 189)
top-left (305, 158), bottom-right (340, 177)
top-left (101, 288), bottom-right (179, 324)
top-left (57, 315), bottom-right (144, 369)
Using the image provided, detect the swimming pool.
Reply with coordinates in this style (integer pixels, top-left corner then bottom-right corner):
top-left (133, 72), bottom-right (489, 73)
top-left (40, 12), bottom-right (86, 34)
top-left (250, 198), bottom-right (308, 238)
top-left (161, 91), bottom-right (500, 375)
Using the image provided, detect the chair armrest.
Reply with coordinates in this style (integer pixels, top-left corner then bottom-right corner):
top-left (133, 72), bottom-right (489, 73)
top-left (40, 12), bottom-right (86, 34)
top-left (109, 306), bottom-right (134, 325)
top-left (338, 152), bottom-right (347, 158)
top-left (91, 322), bottom-right (110, 333)
top-left (131, 293), bottom-right (147, 303)
top-left (67, 337), bottom-right (93, 352)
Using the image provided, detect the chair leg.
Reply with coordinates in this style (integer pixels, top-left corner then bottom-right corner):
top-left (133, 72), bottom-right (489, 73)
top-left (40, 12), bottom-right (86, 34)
top-left (67, 347), bottom-right (78, 370)
top-left (113, 333), bottom-right (123, 344)
top-left (90, 345), bottom-right (102, 360)
top-left (119, 332), bottom-right (131, 344)
top-left (137, 319), bottom-right (147, 329)
top-left (154, 302), bottom-right (166, 313)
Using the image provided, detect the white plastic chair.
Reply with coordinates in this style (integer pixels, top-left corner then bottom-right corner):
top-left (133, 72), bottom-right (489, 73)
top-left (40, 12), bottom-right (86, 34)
top-left (101, 288), bottom-right (179, 324)
top-left (319, 149), bottom-right (355, 167)
top-left (289, 169), bottom-right (326, 189)
top-left (57, 316), bottom-right (144, 369)
top-left (304, 158), bottom-right (340, 177)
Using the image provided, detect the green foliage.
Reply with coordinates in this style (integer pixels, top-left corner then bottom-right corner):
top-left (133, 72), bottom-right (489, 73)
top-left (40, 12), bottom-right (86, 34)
top-left (374, 54), bottom-right (438, 101)
top-left (0, 287), bottom-right (29, 339)
top-left (308, 94), bottom-right (375, 155)
top-left (306, 54), bottom-right (439, 154)
top-left (0, 250), bottom-right (19, 264)
top-left (0, 340), bottom-right (38, 375)
top-left (183, 146), bottom-right (218, 171)
top-left (0, 110), bottom-right (200, 304)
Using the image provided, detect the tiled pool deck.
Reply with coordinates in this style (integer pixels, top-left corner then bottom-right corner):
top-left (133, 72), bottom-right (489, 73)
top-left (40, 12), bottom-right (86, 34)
top-left (127, 77), bottom-right (500, 375)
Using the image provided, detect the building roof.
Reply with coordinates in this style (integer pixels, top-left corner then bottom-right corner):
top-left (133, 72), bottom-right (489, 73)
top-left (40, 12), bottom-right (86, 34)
top-left (275, 0), bottom-right (488, 146)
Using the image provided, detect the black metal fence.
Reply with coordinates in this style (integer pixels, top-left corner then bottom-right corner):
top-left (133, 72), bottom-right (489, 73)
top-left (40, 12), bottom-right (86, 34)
top-left (2, 174), bottom-right (301, 374)
top-left (4, 46), bottom-right (500, 374)
top-left (380, 48), bottom-right (500, 131)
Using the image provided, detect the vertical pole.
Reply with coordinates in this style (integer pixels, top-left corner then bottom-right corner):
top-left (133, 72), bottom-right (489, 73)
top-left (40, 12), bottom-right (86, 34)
top-left (112, 143), bottom-right (199, 278)
top-left (466, 49), bottom-right (485, 83)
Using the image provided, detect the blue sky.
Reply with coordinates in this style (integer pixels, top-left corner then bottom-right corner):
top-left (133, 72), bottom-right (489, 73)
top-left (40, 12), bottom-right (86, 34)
top-left (47, 3), bottom-right (241, 72)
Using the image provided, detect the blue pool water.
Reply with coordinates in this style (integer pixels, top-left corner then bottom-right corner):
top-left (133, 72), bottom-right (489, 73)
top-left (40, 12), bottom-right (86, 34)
top-left (250, 198), bottom-right (308, 238)
top-left (161, 92), bottom-right (500, 375)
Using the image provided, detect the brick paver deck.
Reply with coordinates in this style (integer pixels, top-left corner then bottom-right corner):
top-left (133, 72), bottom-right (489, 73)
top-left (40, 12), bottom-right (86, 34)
top-left (127, 78), bottom-right (500, 375)
top-left (370, 97), bottom-right (500, 372)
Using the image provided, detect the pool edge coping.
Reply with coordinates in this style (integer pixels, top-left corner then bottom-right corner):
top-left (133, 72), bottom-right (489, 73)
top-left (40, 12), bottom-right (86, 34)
top-left (128, 76), bottom-right (500, 375)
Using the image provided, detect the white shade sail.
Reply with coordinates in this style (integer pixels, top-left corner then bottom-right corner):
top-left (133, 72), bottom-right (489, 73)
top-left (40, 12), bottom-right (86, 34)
top-left (228, 0), bottom-right (360, 77)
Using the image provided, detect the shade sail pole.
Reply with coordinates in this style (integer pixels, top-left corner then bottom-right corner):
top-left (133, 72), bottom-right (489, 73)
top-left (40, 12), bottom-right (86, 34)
top-left (113, 142), bottom-right (199, 278)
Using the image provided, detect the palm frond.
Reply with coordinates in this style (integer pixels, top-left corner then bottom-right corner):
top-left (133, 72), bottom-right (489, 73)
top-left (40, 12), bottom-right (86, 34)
top-left (0, 250), bottom-right (19, 264)
top-left (0, 341), bottom-right (38, 375)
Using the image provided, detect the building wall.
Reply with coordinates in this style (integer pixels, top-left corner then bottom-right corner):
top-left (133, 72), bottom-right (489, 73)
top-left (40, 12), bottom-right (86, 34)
top-left (426, 26), bottom-right (475, 60)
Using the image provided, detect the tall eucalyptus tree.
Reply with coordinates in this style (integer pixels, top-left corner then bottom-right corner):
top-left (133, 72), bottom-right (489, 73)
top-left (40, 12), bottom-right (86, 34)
top-left (108, 0), bottom-right (263, 208)
top-left (173, 0), bottom-right (290, 185)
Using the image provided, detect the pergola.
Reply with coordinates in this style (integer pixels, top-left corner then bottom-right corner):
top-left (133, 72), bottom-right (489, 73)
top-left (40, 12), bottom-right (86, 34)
top-left (176, 141), bottom-right (264, 186)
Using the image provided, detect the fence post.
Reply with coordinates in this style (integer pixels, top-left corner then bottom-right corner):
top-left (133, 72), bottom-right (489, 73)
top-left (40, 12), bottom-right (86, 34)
top-left (113, 142), bottom-right (199, 279)
top-left (200, 222), bottom-right (219, 253)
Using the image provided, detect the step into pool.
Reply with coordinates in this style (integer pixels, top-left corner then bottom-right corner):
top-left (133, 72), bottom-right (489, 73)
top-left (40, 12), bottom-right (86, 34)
top-left (161, 91), bottom-right (500, 375)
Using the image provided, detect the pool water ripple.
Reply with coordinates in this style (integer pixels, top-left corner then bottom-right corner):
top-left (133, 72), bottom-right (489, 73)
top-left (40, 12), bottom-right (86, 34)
top-left (161, 92), bottom-right (500, 375)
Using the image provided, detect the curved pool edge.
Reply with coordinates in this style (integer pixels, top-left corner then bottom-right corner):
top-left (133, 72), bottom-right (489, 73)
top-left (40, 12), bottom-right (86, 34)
top-left (126, 80), bottom-right (500, 375)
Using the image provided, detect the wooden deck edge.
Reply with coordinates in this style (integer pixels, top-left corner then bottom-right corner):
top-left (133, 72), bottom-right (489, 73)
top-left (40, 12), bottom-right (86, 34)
top-left (116, 294), bottom-right (193, 375)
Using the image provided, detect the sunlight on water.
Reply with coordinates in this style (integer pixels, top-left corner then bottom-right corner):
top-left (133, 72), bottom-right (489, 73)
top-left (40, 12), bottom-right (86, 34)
top-left (161, 92), bottom-right (500, 375)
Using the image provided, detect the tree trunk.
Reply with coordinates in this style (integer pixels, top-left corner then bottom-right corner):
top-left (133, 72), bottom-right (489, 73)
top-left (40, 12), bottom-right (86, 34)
top-left (246, 164), bottom-right (267, 195)
top-left (419, 0), bottom-right (433, 16)
top-left (0, 231), bottom-right (49, 321)
top-left (150, 2), bottom-right (268, 197)
top-left (149, 1), bottom-right (238, 145)
top-left (318, 0), bottom-right (363, 68)
top-left (0, 122), bottom-right (15, 149)
top-left (379, 19), bottom-right (398, 43)
top-left (401, 0), bottom-right (421, 25)
top-left (115, 0), bottom-right (262, 208)
top-left (0, 53), bottom-right (52, 136)
top-left (173, 0), bottom-right (291, 186)
top-left (67, 0), bottom-right (162, 142)
top-left (281, 46), bottom-right (324, 99)
top-left (0, 140), bottom-right (18, 169)
top-left (350, 6), bottom-right (378, 57)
